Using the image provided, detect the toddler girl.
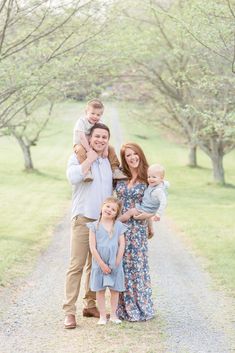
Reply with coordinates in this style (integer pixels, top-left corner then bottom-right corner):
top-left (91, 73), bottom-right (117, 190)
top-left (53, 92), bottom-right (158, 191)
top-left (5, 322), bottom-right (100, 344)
top-left (87, 196), bottom-right (127, 325)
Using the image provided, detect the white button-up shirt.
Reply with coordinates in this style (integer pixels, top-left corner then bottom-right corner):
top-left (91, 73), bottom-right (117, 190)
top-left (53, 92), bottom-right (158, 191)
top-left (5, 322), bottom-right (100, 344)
top-left (67, 153), bottom-right (113, 220)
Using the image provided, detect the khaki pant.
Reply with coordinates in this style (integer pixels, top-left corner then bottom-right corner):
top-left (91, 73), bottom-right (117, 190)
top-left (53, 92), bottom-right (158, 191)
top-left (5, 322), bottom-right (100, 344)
top-left (74, 144), bottom-right (120, 172)
top-left (63, 216), bottom-right (96, 315)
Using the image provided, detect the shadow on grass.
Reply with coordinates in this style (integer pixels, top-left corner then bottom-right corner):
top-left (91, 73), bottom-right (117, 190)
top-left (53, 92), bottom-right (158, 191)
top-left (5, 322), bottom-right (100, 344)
top-left (206, 182), bottom-right (235, 189)
top-left (133, 134), bottom-right (148, 140)
top-left (23, 169), bottom-right (65, 181)
top-left (0, 236), bottom-right (35, 244)
top-left (187, 165), bottom-right (211, 171)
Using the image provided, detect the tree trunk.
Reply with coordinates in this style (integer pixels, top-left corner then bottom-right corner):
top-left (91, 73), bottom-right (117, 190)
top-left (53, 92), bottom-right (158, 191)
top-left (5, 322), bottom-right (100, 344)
top-left (188, 145), bottom-right (197, 167)
top-left (211, 153), bottom-right (225, 184)
top-left (14, 135), bottom-right (34, 171)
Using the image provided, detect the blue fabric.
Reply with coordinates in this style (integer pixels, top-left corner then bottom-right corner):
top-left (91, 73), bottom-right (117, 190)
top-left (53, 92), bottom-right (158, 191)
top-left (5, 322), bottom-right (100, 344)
top-left (87, 220), bottom-right (127, 292)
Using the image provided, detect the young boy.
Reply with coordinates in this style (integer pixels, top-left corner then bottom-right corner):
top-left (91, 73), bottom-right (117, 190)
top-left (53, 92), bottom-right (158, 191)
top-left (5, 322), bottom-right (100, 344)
top-left (133, 163), bottom-right (169, 238)
top-left (73, 99), bottom-right (127, 182)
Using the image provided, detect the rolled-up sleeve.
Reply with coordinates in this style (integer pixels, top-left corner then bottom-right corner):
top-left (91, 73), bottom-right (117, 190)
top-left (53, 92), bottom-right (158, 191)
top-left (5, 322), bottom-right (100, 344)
top-left (66, 154), bottom-right (84, 185)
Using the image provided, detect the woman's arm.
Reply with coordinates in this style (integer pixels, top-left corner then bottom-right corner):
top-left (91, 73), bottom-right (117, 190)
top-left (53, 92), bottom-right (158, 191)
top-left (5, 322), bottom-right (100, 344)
top-left (133, 211), bottom-right (154, 220)
top-left (115, 234), bottom-right (125, 267)
top-left (118, 208), bottom-right (136, 222)
top-left (89, 230), bottom-right (111, 274)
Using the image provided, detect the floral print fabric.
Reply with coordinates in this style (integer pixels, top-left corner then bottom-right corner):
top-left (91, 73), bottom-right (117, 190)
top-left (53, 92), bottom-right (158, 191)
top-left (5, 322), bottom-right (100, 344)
top-left (115, 181), bottom-right (154, 321)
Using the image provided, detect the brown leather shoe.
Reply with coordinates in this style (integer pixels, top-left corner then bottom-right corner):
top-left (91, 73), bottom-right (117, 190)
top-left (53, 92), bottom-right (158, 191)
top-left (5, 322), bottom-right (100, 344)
top-left (64, 314), bottom-right (76, 329)
top-left (83, 307), bottom-right (100, 318)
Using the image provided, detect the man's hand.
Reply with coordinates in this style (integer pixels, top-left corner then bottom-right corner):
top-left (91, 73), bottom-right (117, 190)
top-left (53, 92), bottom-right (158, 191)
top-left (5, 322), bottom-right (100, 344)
top-left (86, 149), bottom-right (98, 163)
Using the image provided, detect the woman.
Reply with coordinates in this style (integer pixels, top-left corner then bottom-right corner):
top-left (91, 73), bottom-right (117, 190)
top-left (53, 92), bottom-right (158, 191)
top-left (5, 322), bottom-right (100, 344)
top-left (115, 142), bottom-right (154, 321)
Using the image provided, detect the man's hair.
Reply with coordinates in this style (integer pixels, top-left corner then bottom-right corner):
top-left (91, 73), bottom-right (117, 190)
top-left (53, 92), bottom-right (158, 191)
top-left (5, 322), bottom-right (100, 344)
top-left (90, 123), bottom-right (110, 138)
top-left (86, 99), bottom-right (104, 111)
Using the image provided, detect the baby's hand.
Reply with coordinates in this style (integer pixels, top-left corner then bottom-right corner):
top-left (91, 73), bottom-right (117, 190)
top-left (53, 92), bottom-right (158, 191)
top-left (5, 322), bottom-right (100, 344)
top-left (100, 263), bottom-right (111, 274)
top-left (152, 214), bottom-right (160, 222)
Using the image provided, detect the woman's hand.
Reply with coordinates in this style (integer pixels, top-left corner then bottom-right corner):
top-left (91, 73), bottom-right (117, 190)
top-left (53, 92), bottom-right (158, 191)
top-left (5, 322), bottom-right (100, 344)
top-left (118, 208), bottom-right (135, 222)
top-left (133, 211), bottom-right (154, 220)
top-left (100, 263), bottom-right (111, 274)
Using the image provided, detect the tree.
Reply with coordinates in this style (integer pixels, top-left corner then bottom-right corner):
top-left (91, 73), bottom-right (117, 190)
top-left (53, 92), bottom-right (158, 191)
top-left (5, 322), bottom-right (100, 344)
top-left (108, 0), bottom-right (235, 183)
top-left (0, 0), bottom-right (109, 170)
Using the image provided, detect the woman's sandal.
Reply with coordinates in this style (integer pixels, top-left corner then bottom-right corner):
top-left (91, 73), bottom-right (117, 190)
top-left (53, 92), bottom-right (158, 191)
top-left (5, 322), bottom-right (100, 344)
top-left (110, 317), bottom-right (122, 324)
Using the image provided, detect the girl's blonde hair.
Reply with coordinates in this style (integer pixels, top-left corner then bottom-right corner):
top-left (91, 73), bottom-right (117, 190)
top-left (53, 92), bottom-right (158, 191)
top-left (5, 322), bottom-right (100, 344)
top-left (96, 196), bottom-right (123, 237)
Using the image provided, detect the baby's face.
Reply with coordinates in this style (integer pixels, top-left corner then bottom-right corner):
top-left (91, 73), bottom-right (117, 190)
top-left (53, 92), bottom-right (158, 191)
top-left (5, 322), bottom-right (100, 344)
top-left (86, 107), bottom-right (103, 124)
top-left (147, 168), bottom-right (163, 187)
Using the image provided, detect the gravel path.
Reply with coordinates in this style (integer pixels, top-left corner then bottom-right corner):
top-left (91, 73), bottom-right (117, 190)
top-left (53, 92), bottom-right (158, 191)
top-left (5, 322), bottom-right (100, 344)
top-left (150, 220), bottom-right (235, 353)
top-left (0, 106), bottom-right (235, 353)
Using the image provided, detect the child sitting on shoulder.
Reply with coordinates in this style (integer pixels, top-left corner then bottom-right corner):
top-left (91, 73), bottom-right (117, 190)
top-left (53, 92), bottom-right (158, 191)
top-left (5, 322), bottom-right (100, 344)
top-left (73, 99), bottom-right (126, 182)
top-left (87, 196), bottom-right (127, 325)
top-left (132, 163), bottom-right (169, 238)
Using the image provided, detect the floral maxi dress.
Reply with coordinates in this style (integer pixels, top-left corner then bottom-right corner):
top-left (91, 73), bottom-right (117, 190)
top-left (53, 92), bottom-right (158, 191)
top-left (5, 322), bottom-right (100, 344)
top-left (115, 181), bottom-right (154, 321)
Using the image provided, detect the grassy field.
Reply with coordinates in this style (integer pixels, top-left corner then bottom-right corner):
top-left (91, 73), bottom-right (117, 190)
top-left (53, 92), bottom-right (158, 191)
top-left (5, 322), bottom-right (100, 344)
top-left (0, 102), bottom-right (82, 285)
top-left (115, 102), bottom-right (235, 294)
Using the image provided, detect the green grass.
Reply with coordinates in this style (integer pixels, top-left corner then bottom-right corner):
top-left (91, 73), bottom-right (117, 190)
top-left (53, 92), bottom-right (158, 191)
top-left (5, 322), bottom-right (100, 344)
top-left (116, 102), bottom-right (235, 294)
top-left (0, 101), bottom-right (82, 285)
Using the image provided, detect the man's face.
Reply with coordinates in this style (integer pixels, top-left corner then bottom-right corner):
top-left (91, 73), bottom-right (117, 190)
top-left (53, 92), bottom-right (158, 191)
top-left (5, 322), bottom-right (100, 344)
top-left (90, 128), bottom-right (109, 153)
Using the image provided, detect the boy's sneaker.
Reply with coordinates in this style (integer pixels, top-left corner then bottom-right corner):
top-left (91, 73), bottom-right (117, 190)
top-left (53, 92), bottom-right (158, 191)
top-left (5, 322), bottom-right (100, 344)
top-left (84, 171), bottom-right (93, 182)
top-left (113, 168), bottom-right (128, 180)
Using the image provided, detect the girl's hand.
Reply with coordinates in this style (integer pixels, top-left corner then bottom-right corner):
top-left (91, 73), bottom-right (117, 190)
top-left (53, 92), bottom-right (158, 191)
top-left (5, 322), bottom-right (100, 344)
top-left (100, 263), bottom-right (111, 274)
top-left (133, 211), bottom-right (154, 220)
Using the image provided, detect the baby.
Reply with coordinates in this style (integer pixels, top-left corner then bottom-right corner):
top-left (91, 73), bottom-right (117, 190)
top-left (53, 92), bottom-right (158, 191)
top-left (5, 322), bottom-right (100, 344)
top-left (73, 99), bottom-right (126, 182)
top-left (133, 164), bottom-right (169, 238)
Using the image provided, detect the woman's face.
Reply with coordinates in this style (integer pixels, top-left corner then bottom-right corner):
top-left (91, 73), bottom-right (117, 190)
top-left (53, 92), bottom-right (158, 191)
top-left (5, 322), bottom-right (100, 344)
top-left (124, 147), bottom-right (140, 169)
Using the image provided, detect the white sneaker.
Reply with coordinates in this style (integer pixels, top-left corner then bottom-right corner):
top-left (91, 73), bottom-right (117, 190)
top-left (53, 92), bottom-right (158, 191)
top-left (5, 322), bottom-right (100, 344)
top-left (97, 317), bottom-right (107, 325)
top-left (110, 317), bottom-right (122, 324)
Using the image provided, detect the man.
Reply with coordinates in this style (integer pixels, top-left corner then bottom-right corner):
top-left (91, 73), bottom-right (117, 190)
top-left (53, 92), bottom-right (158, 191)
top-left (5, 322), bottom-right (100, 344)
top-left (63, 123), bottom-right (113, 329)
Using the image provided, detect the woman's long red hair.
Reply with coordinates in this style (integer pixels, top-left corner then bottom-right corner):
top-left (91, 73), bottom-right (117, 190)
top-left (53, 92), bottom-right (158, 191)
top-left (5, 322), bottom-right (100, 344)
top-left (120, 142), bottom-right (149, 184)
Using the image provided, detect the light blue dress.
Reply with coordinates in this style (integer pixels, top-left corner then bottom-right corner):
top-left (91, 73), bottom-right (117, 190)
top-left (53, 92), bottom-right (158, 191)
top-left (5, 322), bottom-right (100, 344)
top-left (87, 220), bottom-right (127, 292)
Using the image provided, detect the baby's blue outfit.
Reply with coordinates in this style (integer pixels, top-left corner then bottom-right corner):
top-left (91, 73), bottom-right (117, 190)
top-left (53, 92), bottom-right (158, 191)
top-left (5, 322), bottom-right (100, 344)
top-left (136, 180), bottom-right (169, 214)
top-left (86, 220), bottom-right (127, 292)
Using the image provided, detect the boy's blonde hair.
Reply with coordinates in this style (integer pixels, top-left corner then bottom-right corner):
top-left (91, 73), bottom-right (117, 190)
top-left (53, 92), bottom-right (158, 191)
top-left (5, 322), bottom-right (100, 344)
top-left (86, 99), bottom-right (104, 111)
top-left (148, 163), bottom-right (165, 178)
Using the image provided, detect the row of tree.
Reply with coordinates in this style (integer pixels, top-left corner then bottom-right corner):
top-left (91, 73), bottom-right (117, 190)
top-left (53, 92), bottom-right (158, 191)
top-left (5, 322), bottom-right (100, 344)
top-left (0, 0), bottom-right (110, 169)
top-left (1, 0), bottom-right (235, 184)
top-left (105, 0), bottom-right (235, 184)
